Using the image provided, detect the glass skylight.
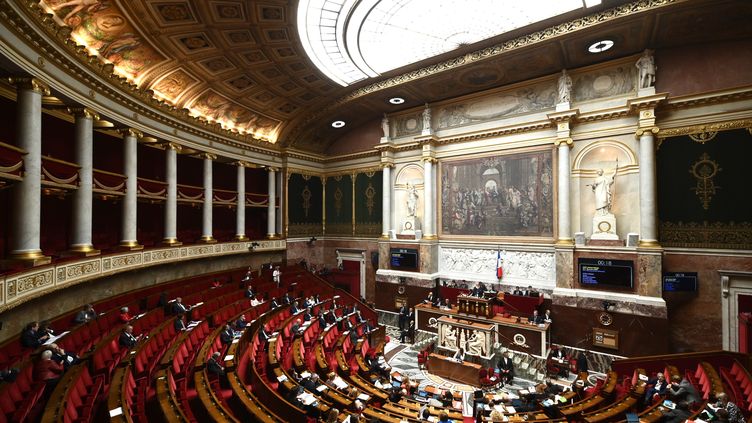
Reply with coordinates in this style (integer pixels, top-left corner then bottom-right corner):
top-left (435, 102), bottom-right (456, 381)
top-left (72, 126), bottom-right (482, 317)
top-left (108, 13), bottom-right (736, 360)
top-left (297, 0), bottom-right (601, 87)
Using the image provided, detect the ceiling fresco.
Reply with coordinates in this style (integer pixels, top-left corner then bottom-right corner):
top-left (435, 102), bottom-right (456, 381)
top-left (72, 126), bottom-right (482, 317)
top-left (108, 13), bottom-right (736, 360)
top-left (31, 0), bottom-right (752, 153)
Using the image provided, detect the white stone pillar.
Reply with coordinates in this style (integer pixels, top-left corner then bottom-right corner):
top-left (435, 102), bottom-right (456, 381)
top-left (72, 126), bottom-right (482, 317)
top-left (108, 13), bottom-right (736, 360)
top-left (556, 139), bottom-right (573, 243)
top-left (163, 143), bottom-right (180, 245)
top-left (69, 108), bottom-right (98, 255)
top-left (266, 168), bottom-right (276, 238)
top-left (235, 163), bottom-right (247, 240)
top-left (275, 170), bottom-right (282, 236)
top-left (200, 153), bottom-right (216, 243)
top-left (9, 78), bottom-right (49, 263)
top-left (638, 130), bottom-right (659, 247)
top-left (120, 129), bottom-right (141, 249)
top-left (381, 165), bottom-right (392, 238)
top-left (423, 158), bottom-right (435, 238)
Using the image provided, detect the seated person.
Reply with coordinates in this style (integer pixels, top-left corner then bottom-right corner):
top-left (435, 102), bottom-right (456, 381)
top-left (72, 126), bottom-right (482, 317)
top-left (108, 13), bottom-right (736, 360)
top-left (440, 389), bottom-right (453, 407)
top-left (543, 309), bottom-right (553, 323)
top-left (281, 293), bottom-right (291, 305)
top-left (452, 347), bottom-right (465, 362)
top-left (119, 307), bottom-right (133, 323)
top-left (258, 326), bottom-right (271, 342)
top-left (441, 298), bottom-right (452, 310)
top-left (46, 343), bottom-right (79, 370)
top-left (206, 351), bottom-right (225, 376)
top-left (355, 310), bottom-right (366, 323)
top-left (234, 315), bottom-right (248, 331)
top-left (666, 375), bottom-right (699, 405)
top-left (34, 349), bottom-right (64, 389)
top-left (661, 400), bottom-right (691, 423)
top-left (220, 324), bottom-right (235, 345)
top-left (524, 285), bottom-right (539, 297)
top-left (438, 412), bottom-right (453, 423)
top-left (547, 346), bottom-right (568, 378)
top-left (290, 319), bottom-right (302, 336)
top-left (119, 325), bottom-right (139, 348)
top-left (290, 300), bottom-right (300, 314)
top-left (174, 313), bottom-right (187, 331)
top-left (349, 327), bottom-right (359, 344)
top-left (244, 286), bottom-right (255, 298)
top-left (644, 372), bottom-right (668, 402)
top-left (73, 304), bottom-right (96, 324)
top-left (317, 311), bottom-right (327, 329)
top-left (529, 310), bottom-right (544, 324)
top-left (714, 392), bottom-right (745, 423)
top-left (269, 297), bottom-right (280, 308)
top-left (512, 287), bottom-right (524, 296)
top-left (303, 373), bottom-right (321, 391)
top-left (21, 321), bottom-right (49, 349)
top-left (250, 295), bottom-right (262, 307)
top-left (303, 307), bottom-right (312, 322)
top-left (423, 292), bottom-right (436, 305)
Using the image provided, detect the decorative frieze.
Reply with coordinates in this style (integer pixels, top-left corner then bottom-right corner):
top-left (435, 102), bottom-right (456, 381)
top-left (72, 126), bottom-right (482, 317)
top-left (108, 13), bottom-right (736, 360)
top-left (439, 247), bottom-right (555, 287)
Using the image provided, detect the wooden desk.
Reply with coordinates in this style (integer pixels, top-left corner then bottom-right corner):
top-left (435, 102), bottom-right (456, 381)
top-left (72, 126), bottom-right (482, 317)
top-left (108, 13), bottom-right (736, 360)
top-left (426, 353), bottom-right (481, 387)
top-left (457, 295), bottom-right (492, 318)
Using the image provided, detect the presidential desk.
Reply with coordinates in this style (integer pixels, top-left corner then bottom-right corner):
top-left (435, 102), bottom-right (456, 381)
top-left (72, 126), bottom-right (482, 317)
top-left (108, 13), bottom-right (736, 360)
top-left (425, 353), bottom-right (482, 387)
top-left (415, 303), bottom-right (550, 357)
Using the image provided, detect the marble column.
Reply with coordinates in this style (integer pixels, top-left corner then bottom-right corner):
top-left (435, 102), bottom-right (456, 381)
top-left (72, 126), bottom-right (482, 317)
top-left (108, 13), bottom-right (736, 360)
top-left (163, 143), bottom-right (180, 246)
top-left (200, 153), bottom-right (216, 243)
top-left (556, 138), bottom-right (573, 244)
top-left (423, 158), bottom-right (435, 238)
top-left (381, 165), bottom-right (392, 238)
top-left (119, 129), bottom-right (141, 249)
top-left (275, 169), bottom-right (283, 237)
top-left (235, 163), bottom-right (247, 241)
top-left (638, 129), bottom-right (659, 247)
top-left (69, 108), bottom-right (99, 255)
top-left (266, 168), bottom-right (276, 238)
top-left (8, 78), bottom-right (49, 263)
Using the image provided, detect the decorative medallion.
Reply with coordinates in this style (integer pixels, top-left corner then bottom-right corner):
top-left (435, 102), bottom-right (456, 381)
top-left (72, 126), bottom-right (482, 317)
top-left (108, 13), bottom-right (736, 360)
top-left (513, 333), bottom-right (527, 347)
top-left (365, 182), bottom-right (376, 216)
top-left (301, 185), bottom-right (312, 218)
top-left (689, 131), bottom-right (718, 144)
top-left (689, 153), bottom-right (722, 210)
top-left (598, 312), bottom-right (613, 326)
top-left (333, 187), bottom-right (343, 217)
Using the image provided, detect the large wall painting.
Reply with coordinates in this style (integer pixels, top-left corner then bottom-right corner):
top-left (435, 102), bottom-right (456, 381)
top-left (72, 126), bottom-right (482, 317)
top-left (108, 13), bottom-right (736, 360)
top-left (440, 150), bottom-right (553, 237)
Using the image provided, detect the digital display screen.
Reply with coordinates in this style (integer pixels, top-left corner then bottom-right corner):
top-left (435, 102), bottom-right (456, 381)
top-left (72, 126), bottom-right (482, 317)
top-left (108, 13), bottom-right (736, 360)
top-left (390, 248), bottom-right (419, 271)
top-left (578, 258), bottom-right (634, 289)
top-left (663, 272), bottom-right (698, 292)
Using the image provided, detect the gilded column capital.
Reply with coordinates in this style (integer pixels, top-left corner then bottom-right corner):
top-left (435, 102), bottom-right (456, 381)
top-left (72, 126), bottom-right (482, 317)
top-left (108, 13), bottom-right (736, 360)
top-left (635, 126), bottom-right (660, 138)
top-left (165, 142), bottom-right (182, 152)
top-left (380, 162), bottom-right (394, 169)
top-left (118, 128), bottom-right (143, 139)
top-left (421, 156), bottom-right (438, 164)
top-left (553, 137), bottom-right (574, 148)
top-left (234, 160), bottom-right (252, 167)
top-left (67, 107), bottom-right (99, 120)
top-left (199, 152), bottom-right (217, 161)
top-left (8, 77), bottom-right (50, 95)
top-left (265, 166), bottom-right (280, 172)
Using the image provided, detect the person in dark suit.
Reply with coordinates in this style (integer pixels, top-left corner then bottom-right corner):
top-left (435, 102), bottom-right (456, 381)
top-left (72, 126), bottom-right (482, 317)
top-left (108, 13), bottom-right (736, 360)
top-left (206, 351), bottom-right (225, 376)
top-left (281, 293), bottom-right (291, 305)
top-left (290, 300), bottom-right (300, 314)
top-left (119, 325), bottom-right (139, 348)
top-left (498, 352), bottom-right (515, 384)
top-left (423, 292), bottom-right (435, 305)
top-left (530, 310), bottom-right (543, 324)
top-left (270, 297), bottom-right (280, 308)
top-left (171, 297), bottom-right (189, 315)
top-left (220, 324), bottom-right (234, 345)
top-left (47, 343), bottom-right (79, 370)
top-left (290, 319), bottom-right (302, 336)
top-left (548, 346), bottom-right (568, 378)
top-left (661, 401), bottom-right (692, 423)
top-left (512, 287), bottom-right (524, 296)
top-left (398, 305), bottom-right (408, 331)
top-left (73, 304), bottom-right (96, 324)
top-left (317, 311), bottom-right (327, 329)
top-left (234, 315), bottom-right (248, 331)
top-left (174, 313), bottom-right (187, 331)
top-left (666, 375), bottom-right (700, 405)
top-left (349, 327), bottom-right (359, 344)
top-left (21, 321), bottom-right (48, 349)
top-left (302, 373), bottom-right (321, 391)
top-left (258, 326), bottom-right (270, 343)
top-left (303, 307), bottom-right (312, 322)
top-left (244, 286), bottom-right (255, 298)
top-left (644, 372), bottom-right (668, 402)
top-left (576, 352), bottom-right (589, 374)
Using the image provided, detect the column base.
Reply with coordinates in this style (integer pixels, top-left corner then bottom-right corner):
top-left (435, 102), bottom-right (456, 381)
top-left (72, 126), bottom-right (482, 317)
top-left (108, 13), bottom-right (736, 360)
top-left (234, 235), bottom-right (249, 241)
top-left (161, 238), bottom-right (182, 247)
top-left (63, 245), bottom-right (101, 257)
top-left (198, 236), bottom-right (217, 244)
top-left (1, 250), bottom-right (51, 269)
top-left (638, 239), bottom-right (661, 248)
top-left (265, 233), bottom-right (278, 240)
top-left (119, 241), bottom-right (144, 251)
top-left (555, 238), bottom-right (574, 246)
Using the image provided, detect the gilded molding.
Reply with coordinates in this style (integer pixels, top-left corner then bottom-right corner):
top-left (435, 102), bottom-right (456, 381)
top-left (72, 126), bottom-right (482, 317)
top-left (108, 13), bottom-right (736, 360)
top-left (553, 138), bottom-right (574, 148)
top-left (66, 106), bottom-right (99, 120)
top-left (118, 128), bottom-right (143, 139)
top-left (8, 76), bottom-right (50, 95)
top-left (635, 126), bottom-right (660, 138)
top-left (660, 221), bottom-right (752, 250)
top-left (657, 119), bottom-right (752, 139)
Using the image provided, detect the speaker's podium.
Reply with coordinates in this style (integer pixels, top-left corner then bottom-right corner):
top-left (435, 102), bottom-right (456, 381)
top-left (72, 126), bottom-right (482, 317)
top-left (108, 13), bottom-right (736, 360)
top-left (457, 295), bottom-right (492, 318)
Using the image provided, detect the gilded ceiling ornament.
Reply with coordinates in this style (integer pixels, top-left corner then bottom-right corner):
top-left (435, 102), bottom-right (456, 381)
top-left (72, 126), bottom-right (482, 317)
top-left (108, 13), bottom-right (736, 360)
top-left (365, 183), bottom-right (376, 216)
top-left (689, 153), bottom-right (721, 210)
top-left (333, 187), bottom-right (343, 217)
top-left (688, 131), bottom-right (717, 144)
top-left (301, 185), bottom-right (312, 218)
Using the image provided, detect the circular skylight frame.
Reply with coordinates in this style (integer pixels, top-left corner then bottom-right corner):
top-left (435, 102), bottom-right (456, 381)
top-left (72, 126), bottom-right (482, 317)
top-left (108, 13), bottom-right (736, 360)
top-left (331, 120), bottom-right (346, 128)
top-left (588, 39), bottom-right (615, 53)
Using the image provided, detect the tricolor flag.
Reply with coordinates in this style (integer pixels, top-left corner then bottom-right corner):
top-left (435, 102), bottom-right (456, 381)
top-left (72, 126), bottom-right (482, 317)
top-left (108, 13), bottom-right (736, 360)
top-left (496, 250), bottom-right (503, 280)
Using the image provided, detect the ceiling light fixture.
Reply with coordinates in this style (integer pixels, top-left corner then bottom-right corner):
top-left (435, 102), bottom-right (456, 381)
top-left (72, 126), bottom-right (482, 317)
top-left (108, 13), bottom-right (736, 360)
top-left (331, 120), bottom-right (346, 128)
top-left (588, 39), bottom-right (614, 53)
top-left (389, 97), bottom-right (405, 105)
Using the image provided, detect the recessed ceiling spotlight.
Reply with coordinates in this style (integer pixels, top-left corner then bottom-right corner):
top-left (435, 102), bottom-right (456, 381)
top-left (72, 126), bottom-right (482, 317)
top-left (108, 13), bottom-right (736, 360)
top-left (331, 120), bottom-right (346, 128)
top-left (389, 97), bottom-right (405, 105)
top-left (588, 39), bottom-right (614, 54)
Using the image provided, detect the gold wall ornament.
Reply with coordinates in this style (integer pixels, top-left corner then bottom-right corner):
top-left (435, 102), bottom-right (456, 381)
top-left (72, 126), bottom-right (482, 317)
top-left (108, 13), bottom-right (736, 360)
top-left (689, 153), bottom-right (722, 210)
top-left (660, 221), bottom-right (752, 250)
top-left (333, 187), bottom-right (343, 217)
top-left (301, 185), bottom-right (312, 218)
top-left (689, 132), bottom-right (718, 144)
top-left (365, 182), bottom-right (376, 216)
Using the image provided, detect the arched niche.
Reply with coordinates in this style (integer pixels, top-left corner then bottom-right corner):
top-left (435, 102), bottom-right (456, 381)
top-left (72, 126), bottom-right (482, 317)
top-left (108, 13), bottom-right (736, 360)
top-left (394, 164), bottom-right (425, 229)
top-left (571, 140), bottom-right (639, 239)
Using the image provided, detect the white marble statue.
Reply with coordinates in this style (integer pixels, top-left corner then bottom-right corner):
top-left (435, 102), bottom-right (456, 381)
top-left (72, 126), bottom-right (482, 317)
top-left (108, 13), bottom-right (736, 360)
top-left (443, 326), bottom-right (457, 350)
top-left (381, 113), bottom-right (390, 139)
top-left (422, 103), bottom-right (432, 133)
top-left (636, 50), bottom-right (656, 89)
top-left (588, 162), bottom-right (617, 216)
top-left (468, 331), bottom-right (486, 356)
top-left (406, 183), bottom-right (418, 217)
top-left (557, 69), bottom-right (572, 104)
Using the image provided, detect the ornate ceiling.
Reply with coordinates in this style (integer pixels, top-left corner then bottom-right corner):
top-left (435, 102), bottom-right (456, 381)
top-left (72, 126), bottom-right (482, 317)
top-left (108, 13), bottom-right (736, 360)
top-left (31, 0), bottom-right (752, 154)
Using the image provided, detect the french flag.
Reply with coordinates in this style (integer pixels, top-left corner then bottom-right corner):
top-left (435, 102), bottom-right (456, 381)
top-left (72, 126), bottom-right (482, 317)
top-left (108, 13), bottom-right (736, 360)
top-left (496, 250), bottom-right (503, 280)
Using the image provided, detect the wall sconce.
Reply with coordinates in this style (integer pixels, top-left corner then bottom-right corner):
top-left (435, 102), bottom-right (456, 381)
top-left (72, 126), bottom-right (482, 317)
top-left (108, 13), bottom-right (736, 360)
top-left (307, 237), bottom-right (317, 246)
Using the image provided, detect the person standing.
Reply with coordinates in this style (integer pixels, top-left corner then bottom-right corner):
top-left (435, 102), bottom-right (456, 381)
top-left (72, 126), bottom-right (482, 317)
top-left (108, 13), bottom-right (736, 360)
top-left (273, 266), bottom-right (281, 287)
